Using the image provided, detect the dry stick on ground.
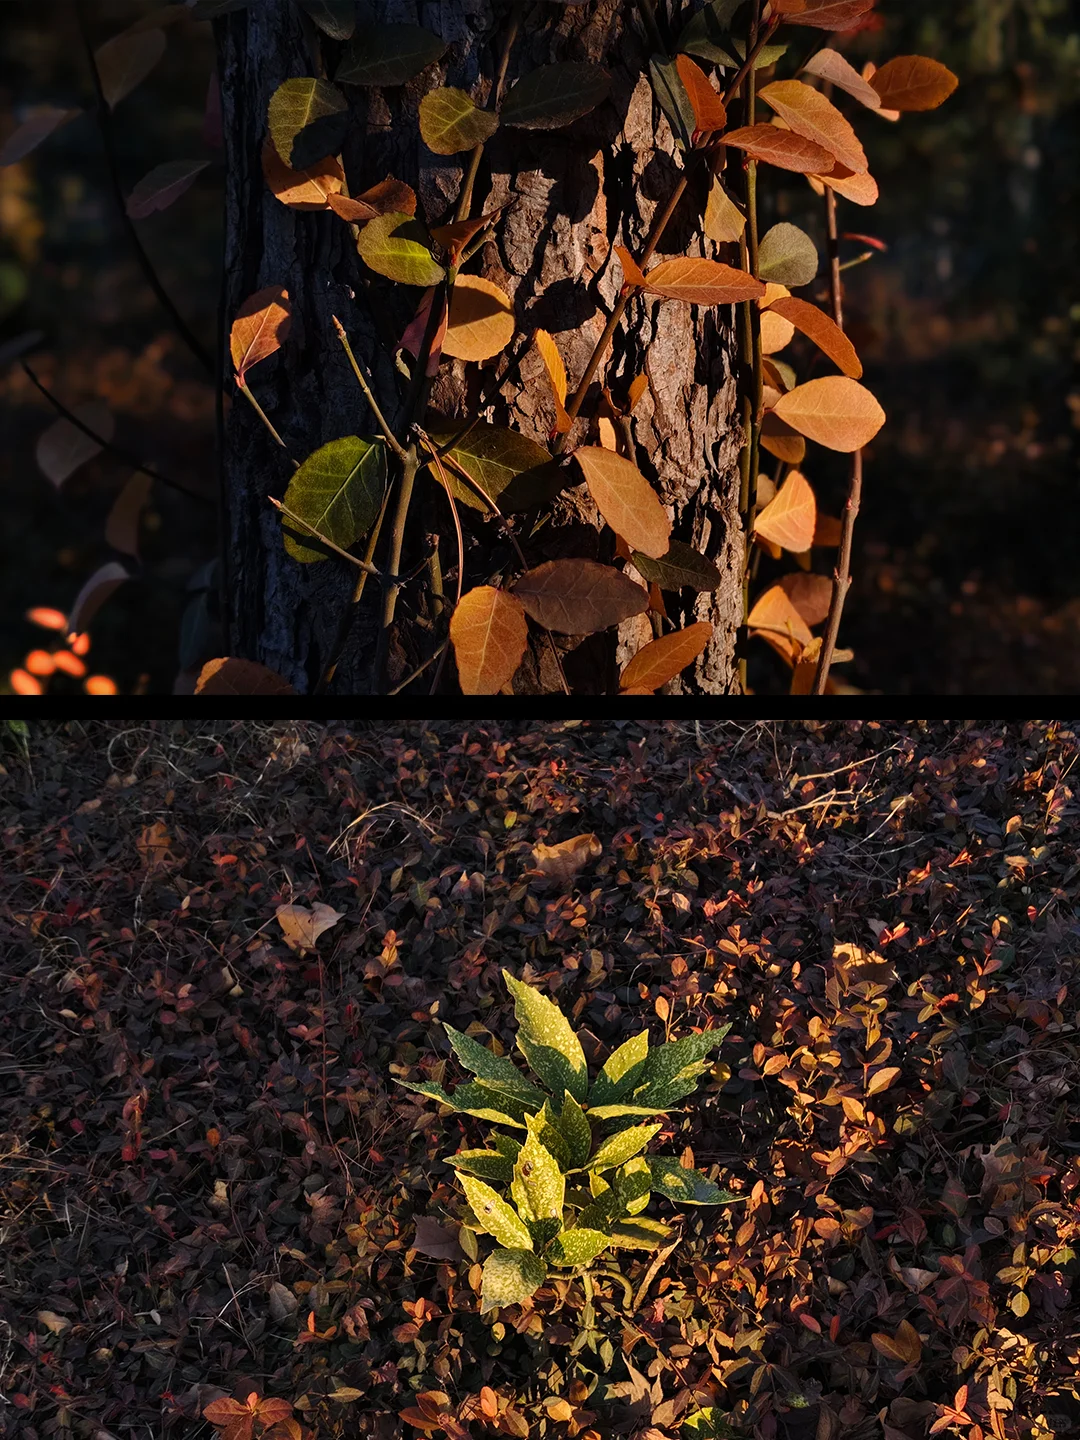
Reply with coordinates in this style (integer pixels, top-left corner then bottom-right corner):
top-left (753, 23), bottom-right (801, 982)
top-left (813, 132), bottom-right (863, 695)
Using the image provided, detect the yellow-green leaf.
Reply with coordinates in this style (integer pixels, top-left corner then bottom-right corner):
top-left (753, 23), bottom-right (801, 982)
top-left (547, 1228), bottom-right (611, 1267)
top-left (356, 211), bottom-right (445, 286)
top-left (480, 1247), bottom-right (546, 1314)
top-left (511, 1117), bottom-right (565, 1221)
top-left (281, 436), bottom-right (386, 563)
top-left (459, 1174), bottom-right (533, 1249)
top-left (267, 76), bottom-right (349, 169)
top-left (502, 969), bottom-right (588, 1102)
top-left (590, 1029), bottom-right (649, 1106)
top-left (646, 1157), bottom-right (739, 1204)
top-left (419, 87), bottom-right (499, 155)
top-left (590, 1122), bottom-right (662, 1172)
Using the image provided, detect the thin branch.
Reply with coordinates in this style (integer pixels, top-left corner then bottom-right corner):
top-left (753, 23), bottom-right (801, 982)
top-left (237, 379), bottom-right (298, 466)
top-left (22, 362), bottom-right (213, 506)
top-left (455, 4), bottom-right (521, 223)
top-left (268, 497), bottom-right (380, 571)
top-left (332, 315), bottom-right (407, 461)
top-left (315, 482), bottom-right (393, 695)
top-left (389, 639), bottom-right (448, 695)
top-left (75, 2), bottom-right (214, 376)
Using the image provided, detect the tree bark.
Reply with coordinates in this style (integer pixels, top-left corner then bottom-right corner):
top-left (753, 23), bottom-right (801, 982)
top-left (216, 0), bottom-right (744, 695)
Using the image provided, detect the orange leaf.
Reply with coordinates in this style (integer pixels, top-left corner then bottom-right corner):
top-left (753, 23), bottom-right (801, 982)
top-left (674, 55), bottom-right (727, 136)
top-left (759, 411), bottom-right (806, 464)
top-left (721, 124), bottom-right (837, 174)
top-left (619, 622), bottom-right (712, 693)
top-left (869, 55), bottom-right (959, 112)
top-left (480, 1387), bottom-right (499, 1420)
top-left (759, 79), bottom-right (867, 174)
top-left (533, 328), bottom-right (570, 432)
top-left (766, 295), bottom-right (863, 377)
top-left (754, 470), bottom-right (816, 553)
top-left (203, 1399), bottom-right (250, 1424)
top-left (573, 446), bottom-right (671, 558)
top-left (760, 309), bottom-right (794, 354)
top-left (327, 176), bottom-right (417, 220)
top-left (814, 512), bottom-right (842, 547)
top-left (429, 205), bottom-right (504, 262)
top-left (261, 137), bottom-right (343, 209)
top-left (807, 164), bottom-right (879, 206)
top-left (802, 48), bottom-right (882, 110)
top-left (512, 559), bottom-right (648, 633)
top-left (780, 571), bottom-right (833, 626)
top-left (747, 584), bottom-right (813, 665)
top-left (448, 586), bottom-right (529, 694)
top-left (442, 275), bottom-right (515, 362)
top-left (782, 0), bottom-right (876, 28)
top-left (195, 659), bottom-right (296, 695)
top-left (773, 376), bottom-right (885, 452)
top-left (790, 635), bottom-right (822, 694)
top-left (867, 1066), bottom-right (901, 1095)
top-left (256, 1400), bottom-right (295, 1425)
top-left (627, 373), bottom-right (649, 411)
top-left (230, 285), bottom-right (291, 382)
top-left (642, 256), bottom-right (765, 305)
top-left (614, 244), bottom-right (647, 289)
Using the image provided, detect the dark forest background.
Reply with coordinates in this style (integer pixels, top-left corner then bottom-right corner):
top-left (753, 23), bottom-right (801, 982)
top-left (0, 0), bottom-right (1077, 695)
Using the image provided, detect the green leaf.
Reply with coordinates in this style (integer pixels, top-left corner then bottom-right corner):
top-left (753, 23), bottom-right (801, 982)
top-left (502, 969), bottom-right (588, 1103)
top-left (589, 1030), bottom-right (649, 1106)
top-left (630, 1024), bottom-right (731, 1103)
top-left (281, 436), bottom-right (385, 563)
top-left (448, 1148), bottom-right (516, 1183)
top-left (356, 212), bottom-right (446, 287)
top-left (757, 223), bottom-right (819, 288)
top-left (676, 0), bottom-right (742, 67)
top-left (535, 1101), bottom-right (573, 1171)
top-left (587, 1104), bottom-right (665, 1121)
top-left (441, 1024), bottom-right (548, 1109)
top-left (267, 77), bottom-right (349, 169)
top-left (459, 1174), bottom-right (534, 1248)
top-left (649, 55), bottom-right (695, 151)
top-left (607, 1216), bottom-right (673, 1249)
top-left (558, 1093), bottom-right (592, 1169)
top-left (480, 1247), bottom-right (547, 1314)
top-left (511, 1116), bottom-right (565, 1222)
top-left (395, 1078), bottom-right (527, 1128)
top-left (295, 0), bottom-right (355, 41)
top-left (419, 87), bottom-right (499, 155)
top-left (548, 1228), bottom-right (611, 1267)
top-left (498, 459), bottom-right (579, 513)
top-left (335, 23), bottom-right (446, 87)
top-left (526, 1215), bottom-right (562, 1249)
top-left (614, 1157), bottom-right (653, 1213)
top-left (590, 1122), bottom-right (662, 1172)
top-left (632, 541), bottom-right (723, 594)
top-left (492, 1133), bottom-right (524, 1160)
top-left (576, 1202), bottom-right (613, 1233)
top-left (646, 1157), bottom-right (740, 1205)
top-left (424, 425), bottom-right (552, 513)
top-left (500, 62), bottom-right (611, 130)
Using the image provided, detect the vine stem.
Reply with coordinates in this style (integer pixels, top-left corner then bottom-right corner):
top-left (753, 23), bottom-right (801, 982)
top-left (456, 5), bottom-right (521, 223)
top-left (737, 2), bottom-right (764, 694)
top-left (812, 97), bottom-right (861, 697)
top-left (75, 2), bottom-right (214, 377)
top-left (238, 379), bottom-right (297, 465)
top-left (332, 315), bottom-right (407, 460)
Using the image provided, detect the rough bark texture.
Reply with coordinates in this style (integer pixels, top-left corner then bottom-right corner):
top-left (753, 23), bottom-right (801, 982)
top-left (217, 0), bottom-right (745, 694)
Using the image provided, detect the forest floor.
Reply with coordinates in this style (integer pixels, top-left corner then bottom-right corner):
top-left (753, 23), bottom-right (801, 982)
top-left (2, 719), bottom-right (1079, 1440)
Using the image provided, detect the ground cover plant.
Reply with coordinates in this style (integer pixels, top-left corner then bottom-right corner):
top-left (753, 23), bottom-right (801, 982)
top-left (1, 719), bottom-right (1080, 1440)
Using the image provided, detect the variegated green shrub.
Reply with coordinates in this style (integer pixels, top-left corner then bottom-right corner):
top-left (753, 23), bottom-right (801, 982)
top-left (397, 968), bottom-right (740, 1314)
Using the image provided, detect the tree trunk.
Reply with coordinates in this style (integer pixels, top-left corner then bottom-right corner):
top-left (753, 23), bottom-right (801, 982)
top-left (216, 0), bottom-right (744, 695)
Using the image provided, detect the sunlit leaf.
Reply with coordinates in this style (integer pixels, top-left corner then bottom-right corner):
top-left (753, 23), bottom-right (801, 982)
top-left (590, 1122), bottom-right (661, 1172)
top-left (424, 424), bottom-right (552, 512)
top-left (757, 222), bottom-right (819, 286)
top-left (747, 584), bottom-right (814, 663)
top-left (511, 1117), bottom-right (566, 1220)
top-left (631, 540), bottom-right (722, 592)
top-left (36, 401), bottom-right (114, 487)
top-left (512, 559), bottom-right (648, 634)
top-left (802, 48), bottom-right (882, 110)
top-left (430, 205), bottom-right (504, 263)
top-left (356, 212), bottom-right (445, 286)
top-left (590, 1031), bottom-right (649, 1106)
top-left (441, 1024), bottom-right (547, 1108)
top-left (641, 257), bottom-right (765, 305)
top-left (0, 107), bottom-right (81, 168)
top-left (335, 24), bottom-right (446, 87)
top-left (759, 79), bottom-right (867, 173)
top-left (618, 622), bottom-right (712, 694)
top-left (327, 176), bottom-right (416, 221)
top-left (759, 411), bottom-right (806, 464)
top-left (459, 1175), bottom-right (533, 1249)
top-left (500, 62), bottom-right (611, 129)
top-left (230, 284), bottom-right (291, 381)
top-left (547, 1228), bottom-right (610, 1267)
top-left (615, 245), bottom-right (648, 290)
top-left (502, 969), bottom-right (589, 1104)
top-left (95, 28), bottom-right (166, 110)
top-left (449, 587), bottom-right (529, 695)
top-left (646, 1158), bottom-right (740, 1204)
top-left (419, 87), bottom-right (499, 155)
top-left (276, 902), bottom-right (343, 950)
top-left (574, 446), bottom-right (671, 558)
top-left (703, 176), bottom-right (745, 243)
top-left (281, 436), bottom-right (386, 563)
top-left (806, 164), bottom-right (879, 206)
top-left (262, 138), bottom-right (344, 210)
top-left (607, 1216), bottom-right (673, 1249)
top-left (760, 309), bottom-right (794, 354)
top-left (868, 54), bottom-right (959, 112)
top-left (267, 76), bottom-right (348, 169)
top-left (773, 376), bottom-right (885, 452)
top-left (754, 470), bottom-right (816, 553)
top-left (126, 159), bottom-right (209, 219)
top-left (194, 658), bottom-right (296, 695)
top-left (449, 1147), bottom-right (519, 1183)
top-left (766, 295), bottom-right (863, 377)
top-left (721, 124), bottom-right (835, 174)
top-left (533, 329), bottom-right (569, 432)
top-left (674, 55), bottom-right (727, 136)
top-left (442, 275), bottom-right (514, 361)
top-left (780, 571), bottom-right (833, 626)
top-left (479, 1248), bottom-right (546, 1315)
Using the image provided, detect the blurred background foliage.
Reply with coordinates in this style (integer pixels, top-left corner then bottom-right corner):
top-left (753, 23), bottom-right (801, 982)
top-left (0, 0), bottom-right (1077, 694)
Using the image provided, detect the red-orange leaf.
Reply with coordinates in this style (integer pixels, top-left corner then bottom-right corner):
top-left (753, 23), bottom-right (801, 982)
top-left (641, 257), bottom-right (765, 305)
top-left (615, 244), bottom-right (647, 289)
top-left (448, 587), bottom-right (529, 694)
top-left (807, 165), bottom-right (879, 207)
top-left (721, 125), bottom-right (836, 174)
top-left (574, 446), bottom-right (671, 558)
top-left (802, 48), bottom-right (882, 110)
top-left (674, 55), bottom-right (727, 137)
top-left (230, 285), bottom-right (291, 383)
top-left (619, 622), bottom-right (712, 693)
top-left (868, 55), bottom-right (959, 112)
top-left (754, 470), bottom-right (816, 553)
top-left (195, 659), bottom-right (297, 695)
top-left (765, 295), bottom-right (863, 377)
top-left (759, 79), bottom-right (867, 174)
top-left (773, 377), bottom-right (885, 452)
top-left (262, 137), bottom-right (344, 210)
top-left (782, 0), bottom-right (876, 28)
top-left (512, 560), bottom-right (648, 634)
top-left (327, 177), bottom-right (417, 220)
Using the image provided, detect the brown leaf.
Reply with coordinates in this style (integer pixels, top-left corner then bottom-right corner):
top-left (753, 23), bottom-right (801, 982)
top-left (773, 376), bottom-right (885, 452)
top-left (442, 275), bottom-right (515, 362)
top-left (230, 285), bottom-right (291, 383)
top-left (721, 124), bottom-right (837, 174)
top-left (780, 571), bottom-right (833, 625)
top-left (641, 256), bottom-right (765, 305)
top-left (195, 659), bottom-right (296, 695)
top-left (807, 165), bottom-right (880, 207)
top-left (262, 137), bottom-right (344, 210)
top-left (512, 558), bottom-right (648, 633)
top-left (674, 55), bottom-right (727, 136)
top-left (95, 27), bottom-right (167, 109)
top-left (766, 295), bottom-right (863, 377)
top-left (869, 55), bottom-right (959, 112)
top-left (754, 470), bottom-right (816, 553)
top-left (802, 48), bottom-right (882, 110)
top-left (275, 902), bottom-right (344, 952)
top-left (574, 446), bottom-right (671, 558)
top-left (782, 0), bottom-right (876, 28)
top-left (532, 834), bottom-right (602, 886)
top-left (37, 1309), bottom-right (72, 1334)
top-left (105, 473), bottom-right (152, 560)
top-left (449, 586), bottom-right (529, 694)
top-left (410, 1216), bottom-right (463, 1260)
top-left (619, 622), bottom-right (712, 693)
top-left (327, 177), bottom-right (417, 221)
top-left (703, 175), bottom-right (746, 243)
top-left (747, 584), bottom-right (814, 665)
top-left (759, 79), bottom-right (867, 174)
